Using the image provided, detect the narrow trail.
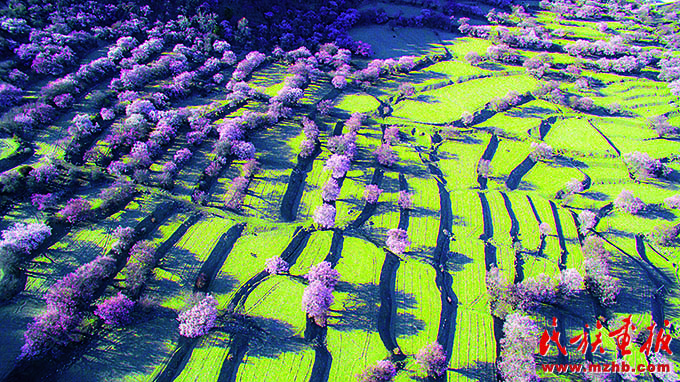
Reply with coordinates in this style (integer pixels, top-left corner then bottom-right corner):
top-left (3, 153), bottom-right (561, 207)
top-left (587, 119), bottom-right (621, 157)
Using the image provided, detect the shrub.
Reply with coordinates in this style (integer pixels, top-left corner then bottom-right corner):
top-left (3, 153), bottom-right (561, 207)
top-left (578, 210), bottom-right (597, 235)
top-left (111, 226), bottom-right (135, 254)
top-left (363, 185), bottom-right (383, 204)
top-left (324, 154), bottom-right (351, 178)
top-left (95, 292), bottom-right (135, 326)
top-left (386, 228), bottom-right (410, 254)
top-left (0, 222), bottom-right (51, 254)
top-left (264, 256), bottom-right (289, 275)
top-left (313, 204), bottom-right (336, 229)
top-left (373, 144), bottom-right (398, 167)
top-left (613, 190), bottom-right (645, 214)
top-left (464, 51), bottom-right (482, 65)
top-left (397, 191), bottom-right (413, 210)
top-left (31, 193), bottom-right (58, 211)
top-left (415, 342), bottom-right (448, 377)
top-left (558, 268), bottom-right (584, 297)
top-left (565, 178), bottom-right (584, 194)
top-left (357, 360), bottom-right (396, 382)
top-left (177, 294), bottom-right (218, 338)
top-left (539, 222), bottom-right (551, 237)
top-left (306, 261), bottom-right (340, 288)
top-left (529, 142), bottom-right (553, 161)
top-left (302, 280), bottom-right (334, 326)
top-left (0, 83), bottom-right (23, 110)
top-left (623, 151), bottom-right (667, 180)
top-left (322, 178), bottom-right (341, 202)
top-left (664, 194), bottom-right (680, 209)
top-left (58, 198), bottom-right (91, 224)
top-left (497, 313), bottom-right (540, 382)
top-left (582, 236), bottom-right (619, 306)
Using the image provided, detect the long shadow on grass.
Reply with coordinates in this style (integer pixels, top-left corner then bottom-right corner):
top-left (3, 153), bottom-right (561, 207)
top-left (329, 282), bottom-right (424, 337)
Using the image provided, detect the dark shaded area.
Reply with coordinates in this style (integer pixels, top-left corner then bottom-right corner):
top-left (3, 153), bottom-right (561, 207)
top-left (587, 119), bottom-right (621, 156)
top-left (194, 223), bottom-right (245, 292)
top-left (230, 227), bottom-right (311, 309)
top-left (539, 116), bottom-right (558, 140)
top-left (377, 251), bottom-right (401, 352)
top-left (349, 167), bottom-right (384, 228)
top-left (549, 201), bottom-right (568, 271)
top-left (477, 134), bottom-right (498, 189)
top-left (478, 192), bottom-right (493, 242)
top-left (505, 156), bottom-right (536, 191)
top-left (280, 141), bottom-right (322, 222)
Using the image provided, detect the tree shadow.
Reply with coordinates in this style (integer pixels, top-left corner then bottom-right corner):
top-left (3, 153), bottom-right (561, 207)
top-left (548, 156), bottom-right (589, 169)
top-left (329, 282), bottom-right (425, 337)
top-left (637, 205), bottom-right (676, 221)
top-left (450, 361), bottom-right (497, 381)
top-left (581, 191), bottom-right (609, 201)
top-left (245, 317), bottom-right (307, 358)
top-left (445, 251), bottom-right (474, 273)
top-left (506, 105), bottom-right (556, 119)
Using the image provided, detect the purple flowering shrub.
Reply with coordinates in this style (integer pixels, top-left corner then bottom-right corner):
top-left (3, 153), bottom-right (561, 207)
top-left (0, 83), bottom-right (23, 110)
top-left (313, 204), bottom-right (336, 229)
top-left (22, 255), bottom-right (116, 359)
top-left (582, 236), bottom-right (619, 306)
top-left (58, 198), bottom-right (92, 224)
top-left (477, 159), bottom-right (491, 178)
top-left (415, 342), bottom-right (448, 377)
top-left (386, 228), bottom-right (411, 254)
top-left (95, 292), bottom-right (135, 326)
top-left (177, 294), bottom-right (218, 338)
top-left (558, 268), bottom-right (584, 297)
top-left (578, 210), bottom-right (597, 235)
top-left (497, 313), bottom-right (541, 382)
top-left (397, 191), bottom-right (413, 210)
top-left (124, 241), bottom-right (156, 294)
top-left (225, 176), bottom-right (250, 210)
top-left (613, 190), bottom-right (645, 214)
top-left (373, 144), bottom-right (398, 167)
top-left (529, 142), bottom-right (553, 161)
top-left (623, 152), bottom-right (668, 180)
top-left (324, 154), bottom-right (351, 179)
top-left (357, 360), bottom-right (397, 382)
top-left (539, 222), bottom-right (551, 237)
top-left (565, 178), bottom-right (584, 194)
top-left (265, 256), bottom-right (290, 275)
top-left (31, 193), bottom-right (58, 211)
top-left (363, 185), bottom-right (383, 204)
top-left (111, 226), bottom-right (135, 254)
top-left (302, 261), bottom-right (339, 326)
top-left (322, 178), bottom-right (341, 202)
top-left (0, 222), bottom-right (51, 254)
top-left (328, 133), bottom-right (357, 159)
top-left (664, 194), bottom-right (680, 209)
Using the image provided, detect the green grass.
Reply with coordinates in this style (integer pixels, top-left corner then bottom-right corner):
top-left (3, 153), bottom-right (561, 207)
top-left (392, 75), bottom-right (539, 124)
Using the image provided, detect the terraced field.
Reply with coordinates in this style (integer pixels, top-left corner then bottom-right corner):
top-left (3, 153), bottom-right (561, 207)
top-left (0, 0), bottom-right (679, 381)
